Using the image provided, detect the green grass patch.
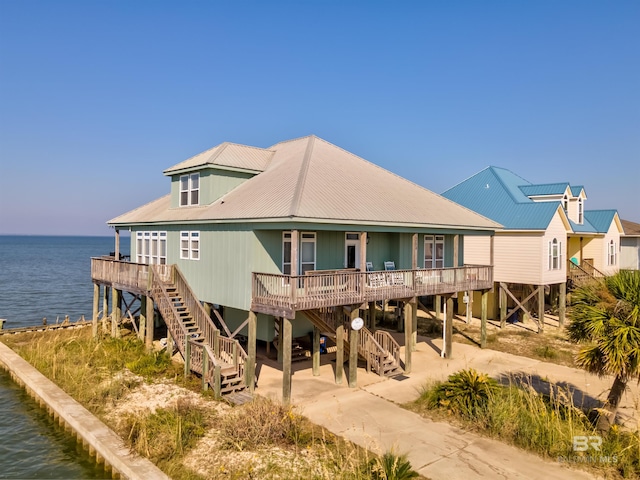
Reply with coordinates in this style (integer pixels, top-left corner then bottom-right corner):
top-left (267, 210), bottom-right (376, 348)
top-left (411, 368), bottom-right (640, 478)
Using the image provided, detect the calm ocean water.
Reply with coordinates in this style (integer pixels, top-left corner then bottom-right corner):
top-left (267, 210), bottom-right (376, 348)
top-left (0, 235), bottom-right (129, 478)
top-left (0, 236), bottom-right (128, 328)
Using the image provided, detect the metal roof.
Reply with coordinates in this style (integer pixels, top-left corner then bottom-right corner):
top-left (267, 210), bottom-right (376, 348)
top-left (442, 166), bottom-right (560, 230)
top-left (110, 136), bottom-right (501, 231)
top-left (584, 210), bottom-right (619, 234)
top-left (442, 166), bottom-right (617, 234)
top-left (519, 183), bottom-right (569, 196)
top-left (571, 185), bottom-right (586, 197)
top-left (163, 142), bottom-right (274, 174)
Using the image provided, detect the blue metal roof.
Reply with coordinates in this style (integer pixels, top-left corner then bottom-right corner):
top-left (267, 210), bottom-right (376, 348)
top-left (568, 218), bottom-right (597, 233)
top-left (584, 210), bottom-right (618, 233)
top-left (443, 166), bottom-right (618, 234)
top-left (519, 183), bottom-right (569, 196)
top-left (442, 167), bottom-right (559, 230)
top-left (571, 185), bottom-right (586, 197)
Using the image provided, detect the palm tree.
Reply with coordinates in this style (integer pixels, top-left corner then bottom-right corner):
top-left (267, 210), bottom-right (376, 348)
top-left (567, 269), bottom-right (640, 431)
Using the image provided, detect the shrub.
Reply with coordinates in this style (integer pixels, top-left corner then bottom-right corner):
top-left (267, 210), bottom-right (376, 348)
top-left (366, 451), bottom-right (419, 480)
top-left (219, 397), bottom-right (312, 451)
top-left (121, 398), bottom-right (208, 463)
top-left (423, 369), bottom-right (499, 420)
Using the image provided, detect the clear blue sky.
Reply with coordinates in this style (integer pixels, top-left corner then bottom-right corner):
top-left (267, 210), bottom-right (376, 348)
top-left (1, 0), bottom-right (638, 236)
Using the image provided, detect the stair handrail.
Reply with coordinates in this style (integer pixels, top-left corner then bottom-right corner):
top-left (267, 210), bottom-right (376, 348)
top-left (374, 330), bottom-right (401, 367)
top-left (151, 265), bottom-right (247, 389)
top-left (149, 269), bottom-right (188, 358)
top-left (567, 260), bottom-right (604, 282)
top-left (581, 259), bottom-right (606, 278)
top-left (171, 265), bottom-right (248, 368)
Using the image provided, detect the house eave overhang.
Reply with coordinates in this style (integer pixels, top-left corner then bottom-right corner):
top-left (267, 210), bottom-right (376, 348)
top-left (108, 215), bottom-right (500, 233)
top-left (163, 164), bottom-right (263, 177)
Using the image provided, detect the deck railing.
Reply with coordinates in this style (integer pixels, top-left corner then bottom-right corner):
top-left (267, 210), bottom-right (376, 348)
top-left (91, 257), bottom-right (247, 393)
top-left (252, 265), bottom-right (493, 315)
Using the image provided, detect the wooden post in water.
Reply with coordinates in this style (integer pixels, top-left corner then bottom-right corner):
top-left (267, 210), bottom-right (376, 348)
top-left (247, 311), bottom-right (257, 393)
top-left (282, 316), bottom-right (293, 406)
top-left (92, 283), bottom-right (99, 339)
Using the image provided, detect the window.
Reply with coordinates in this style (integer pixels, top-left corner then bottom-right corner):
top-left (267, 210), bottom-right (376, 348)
top-left (300, 232), bottom-right (316, 274)
top-left (563, 194), bottom-right (568, 212)
top-left (179, 173), bottom-right (200, 206)
top-left (282, 231), bottom-right (316, 275)
top-left (548, 238), bottom-right (562, 270)
top-left (424, 235), bottom-right (444, 269)
top-left (136, 231), bottom-right (167, 264)
top-left (608, 240), bottom-right (617, 266)
top-left (282, 232), bottom-right (292, 275)
top-left (578, 198), bottom-right (584, 224)
top-left (180, 231), bottom-right (200, 260)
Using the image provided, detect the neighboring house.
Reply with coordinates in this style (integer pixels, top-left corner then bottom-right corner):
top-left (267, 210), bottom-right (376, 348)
top-left (442, 166), bottom-right (623, 329)
top-left (621, 219), bottom-right (640, 270)
top-left (93, 135), bottom-right (500, 403)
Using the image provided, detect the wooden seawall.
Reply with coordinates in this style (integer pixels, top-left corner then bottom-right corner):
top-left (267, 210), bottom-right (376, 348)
top-left (0, 341), bottom-right (169, 480)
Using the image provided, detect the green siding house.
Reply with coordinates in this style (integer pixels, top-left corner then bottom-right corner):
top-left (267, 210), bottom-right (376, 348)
top-left (95, 135), bottom-right (499, 403)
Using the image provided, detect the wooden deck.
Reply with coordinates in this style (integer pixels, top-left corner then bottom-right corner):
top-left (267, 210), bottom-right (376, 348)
top-left (251, 265), bottom-right (493, 318)
top-left (91, 258), bottom-right (493, 320)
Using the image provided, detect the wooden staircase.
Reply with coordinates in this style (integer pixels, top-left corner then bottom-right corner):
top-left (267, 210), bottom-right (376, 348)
top-left (150, 265), bottom-right (250, 399)
top-left (302, 308), bottom-right (403, 378)
top-left (567, 260), bottom-right (605, 287)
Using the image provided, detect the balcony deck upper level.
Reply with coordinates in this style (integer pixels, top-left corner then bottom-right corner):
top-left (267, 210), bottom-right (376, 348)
top-left (251, 265), bottom-right (493, 318)
top-left (91, 257), bottom-right (493, 319)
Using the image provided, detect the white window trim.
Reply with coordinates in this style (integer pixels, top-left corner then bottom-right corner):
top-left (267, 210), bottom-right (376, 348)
top-left (282, 231), bottom-right (316, 275)
top-left (180, 231), bottom-right (200, 260)
top-left (179, 173), bottom-right (200, 206)
top-left (608, 240), bottom-right (617, 266)
top-left (577, 198), bottom-right (584, 224)
top-left (136, 231), bottom-right (167, 265)
top-left (424, 235), bottom-right (445, 269)
top-left (300, 232), bottom-right (317, 274)
top-left (548, 238), bottom-right (562, 270)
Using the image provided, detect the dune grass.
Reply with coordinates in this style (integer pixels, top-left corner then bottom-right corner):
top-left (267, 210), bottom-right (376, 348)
top-left (411, 368), bottom-right (640, 478)
top-left (1, 327), bottom-right (423, 479)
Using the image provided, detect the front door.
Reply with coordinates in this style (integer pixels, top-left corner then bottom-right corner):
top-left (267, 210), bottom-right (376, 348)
top-left (345, 233), bottom-right (360, 269)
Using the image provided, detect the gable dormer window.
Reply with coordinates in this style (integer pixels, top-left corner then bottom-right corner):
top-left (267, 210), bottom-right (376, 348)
top-left (180, 173), bottom-right (199, 206)
top-left (563, 194), bottom-right (568, 212)
top-left (578, 198), bottom-right (583, 224)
